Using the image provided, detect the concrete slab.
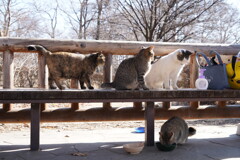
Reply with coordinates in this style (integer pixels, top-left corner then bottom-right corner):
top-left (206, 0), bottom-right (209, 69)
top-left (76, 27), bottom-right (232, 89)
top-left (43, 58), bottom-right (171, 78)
top-left (0, 121), bottom-right (240, 160)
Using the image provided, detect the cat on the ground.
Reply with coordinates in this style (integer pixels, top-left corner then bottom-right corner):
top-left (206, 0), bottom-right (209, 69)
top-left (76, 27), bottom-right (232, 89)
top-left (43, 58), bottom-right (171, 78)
top-left (101, 46), bottom-right (154, 90)
top-left (159, 116), bottom-right (196, 146)
top-left (145, 49), bottom-right (192, 89)
top-left (27, 45), bottom-right (105, 90)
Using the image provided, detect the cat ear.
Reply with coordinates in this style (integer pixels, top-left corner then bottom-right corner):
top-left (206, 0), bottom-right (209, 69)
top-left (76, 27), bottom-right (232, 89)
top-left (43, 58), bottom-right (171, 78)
top-left (148, 46), bottom-right (154, 51)
top-left (169, 132), bottom-right (174, 140)
top-left (96, 51), bottom-right (102, 56)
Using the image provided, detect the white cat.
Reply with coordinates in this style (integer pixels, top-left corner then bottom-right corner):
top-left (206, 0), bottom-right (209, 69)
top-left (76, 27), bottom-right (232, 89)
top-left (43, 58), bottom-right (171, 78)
top-left (145, 49), bottom-right (192, 89)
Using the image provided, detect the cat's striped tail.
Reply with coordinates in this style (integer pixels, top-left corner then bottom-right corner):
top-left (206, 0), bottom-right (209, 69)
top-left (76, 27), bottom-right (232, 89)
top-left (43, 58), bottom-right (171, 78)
top-left (188, 127), bottom-right (196, 136)
top-left (101, 82), bottom-right (115, 89)
top-left (27, 45), bottom-right (52, 56)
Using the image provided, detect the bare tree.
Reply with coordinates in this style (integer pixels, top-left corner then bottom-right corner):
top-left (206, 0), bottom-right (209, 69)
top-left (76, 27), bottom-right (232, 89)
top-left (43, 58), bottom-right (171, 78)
top-left (0, 0), bottom-right (40, 37)
top-left (117, 0), bottom-right (221, 42)
top-left (31, 0), bottom-right (62, 38)
top-left (192, 2), bottom-right (240, 44)
top-left (14, 53), bottom-right (38, 88)
top-left (61, 0), bottom-right (95, 39)
top-left (95, 0), bottom-right (110, 40)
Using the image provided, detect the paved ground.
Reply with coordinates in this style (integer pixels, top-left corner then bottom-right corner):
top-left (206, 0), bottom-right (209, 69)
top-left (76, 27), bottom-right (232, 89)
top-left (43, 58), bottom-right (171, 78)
top-left (0, 119), bottom-right (240, 160)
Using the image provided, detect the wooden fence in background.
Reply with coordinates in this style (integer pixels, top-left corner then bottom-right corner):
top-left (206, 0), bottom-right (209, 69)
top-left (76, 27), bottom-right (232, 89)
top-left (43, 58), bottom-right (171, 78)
top-left (0, 37), bottom-right (240, 122)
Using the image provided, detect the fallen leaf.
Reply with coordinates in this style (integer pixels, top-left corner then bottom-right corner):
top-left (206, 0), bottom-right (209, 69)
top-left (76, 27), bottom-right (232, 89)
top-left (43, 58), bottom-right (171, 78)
top-left (71, 152), bottom-right (88, 157)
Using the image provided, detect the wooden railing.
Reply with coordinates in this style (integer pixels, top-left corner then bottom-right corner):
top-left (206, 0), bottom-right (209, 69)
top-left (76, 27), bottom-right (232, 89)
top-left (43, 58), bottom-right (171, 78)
top-left (0, 37), bottom-right (240, 123)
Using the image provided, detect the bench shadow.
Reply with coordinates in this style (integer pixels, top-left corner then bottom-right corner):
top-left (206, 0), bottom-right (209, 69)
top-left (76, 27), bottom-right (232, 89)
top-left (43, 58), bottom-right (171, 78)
top-left (0, 135), bottom-right (239, 160)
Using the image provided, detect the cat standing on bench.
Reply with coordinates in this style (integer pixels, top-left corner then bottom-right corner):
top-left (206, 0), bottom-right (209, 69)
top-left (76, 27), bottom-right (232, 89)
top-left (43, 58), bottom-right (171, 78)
top-left (27, 45), bottom-right (105, 90)
top-left (145, 49), bottom-right (192, 89)
top-left (159, 116), bottom-right (196, 147)
top-left (101, 46), bottom-right (155, 90)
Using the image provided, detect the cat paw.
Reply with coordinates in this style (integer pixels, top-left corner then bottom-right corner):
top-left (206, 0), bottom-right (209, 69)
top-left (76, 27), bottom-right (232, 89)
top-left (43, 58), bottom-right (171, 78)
top-left (59, 86), bottom-right (66, 90)
top-left (173, 86), bottom-right (179, 90)
top-left (49, 86), bottom-right (57, 89)
top-left (81, 86), bottom-right (87, 89)
top-left (143, 87), bottom-right (149, 90)
top-left (88, 86), bottom-right (94, 90)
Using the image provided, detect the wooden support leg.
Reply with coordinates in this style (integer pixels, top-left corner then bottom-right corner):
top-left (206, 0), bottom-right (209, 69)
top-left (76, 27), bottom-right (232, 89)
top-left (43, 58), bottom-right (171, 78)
top-left (133, 102), bottom-right (143, 110)
top-left (3, 50), bottom-right (14, 112)
top-left (38, 53), bottom-right (47, 111)
top-left (31, 103), bottom-right (41, 151)
top-left (71, 79), bottom-right (79, 111)
top-left (103, 54), bottom-right (112, 110)
top-left (145, 102), bottom-right (155, 146)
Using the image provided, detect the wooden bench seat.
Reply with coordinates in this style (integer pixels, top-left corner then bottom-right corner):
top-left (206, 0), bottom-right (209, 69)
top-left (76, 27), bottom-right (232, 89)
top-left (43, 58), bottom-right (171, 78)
top-left (0, 88), bottom-right (240, 151)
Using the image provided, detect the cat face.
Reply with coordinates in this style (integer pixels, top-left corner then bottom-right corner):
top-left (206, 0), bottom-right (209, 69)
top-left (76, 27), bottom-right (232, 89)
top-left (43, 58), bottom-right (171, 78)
top-left (140, 46), bottom-right (155, 61)
top-left (95, 52), bottom-right (105, 65)
top-left (177, 49), bottom-right (193, 64)
top-left (159, 132), bottom-right (175, 146)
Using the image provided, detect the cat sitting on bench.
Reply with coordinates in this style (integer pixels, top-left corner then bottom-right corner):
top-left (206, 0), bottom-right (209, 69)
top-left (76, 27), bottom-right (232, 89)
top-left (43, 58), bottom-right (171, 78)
top-left (145, 49), bottom-right (192, 89)
top-left (27, 45), bottom-right (105, 90)
top-left (101, 46), bottom-right (154, 90)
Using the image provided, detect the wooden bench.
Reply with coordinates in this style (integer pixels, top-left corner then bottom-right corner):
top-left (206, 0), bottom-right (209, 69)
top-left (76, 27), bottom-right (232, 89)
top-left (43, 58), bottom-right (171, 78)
top-left (0, 89), bottom-right (239, 151)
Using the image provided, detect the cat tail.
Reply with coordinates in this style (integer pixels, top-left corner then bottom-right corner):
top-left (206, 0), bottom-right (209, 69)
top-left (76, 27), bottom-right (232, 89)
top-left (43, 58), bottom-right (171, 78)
top-left (101, 82), bottom-right (115, 89)
top-left (27, 45), bottom-right (51, 56)
top-left (188, 127), bottom-right (196, 137)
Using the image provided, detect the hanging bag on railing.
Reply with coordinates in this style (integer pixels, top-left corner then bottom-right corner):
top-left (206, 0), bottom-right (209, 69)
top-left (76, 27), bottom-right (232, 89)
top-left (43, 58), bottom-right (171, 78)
top-left (195, 51), bottom-right (229, 90)
top-left (226, 52), bottom-right (240, 89)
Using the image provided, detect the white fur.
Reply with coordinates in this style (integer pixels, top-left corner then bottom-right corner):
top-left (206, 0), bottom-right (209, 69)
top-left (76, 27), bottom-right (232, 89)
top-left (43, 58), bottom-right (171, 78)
top-left (145, 49), bottom-right (190, 89)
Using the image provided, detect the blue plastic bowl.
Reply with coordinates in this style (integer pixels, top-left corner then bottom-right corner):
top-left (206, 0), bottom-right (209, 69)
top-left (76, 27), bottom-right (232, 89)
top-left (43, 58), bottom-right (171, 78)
top-left (134, 127), bottom-right (145, 133)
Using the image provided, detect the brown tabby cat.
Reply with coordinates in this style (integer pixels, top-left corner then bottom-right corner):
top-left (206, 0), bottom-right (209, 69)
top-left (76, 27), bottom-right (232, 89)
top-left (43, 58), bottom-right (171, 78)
top-left (159, 116), bottom-right (196, 146)
top-left (27, 45), bottom-right (105, 90)
top-left (101, 46), bottom-right (154, 90)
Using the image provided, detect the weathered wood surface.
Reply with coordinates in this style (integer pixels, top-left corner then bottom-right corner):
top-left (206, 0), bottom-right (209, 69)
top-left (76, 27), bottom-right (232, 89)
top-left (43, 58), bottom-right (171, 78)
top-left (0, 104), bottom-right (239, 123)
top-left (2, 50), bottom-right (14, 111)
top-left (1, 89), bottom-right (240, 103)
top-left (0, 37), bottom-right (240, 55)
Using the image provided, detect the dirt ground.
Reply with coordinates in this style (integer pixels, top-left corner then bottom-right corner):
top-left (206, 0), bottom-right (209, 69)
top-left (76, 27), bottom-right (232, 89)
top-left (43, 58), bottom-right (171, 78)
top-left (1, 118), bottom-right (240, 133)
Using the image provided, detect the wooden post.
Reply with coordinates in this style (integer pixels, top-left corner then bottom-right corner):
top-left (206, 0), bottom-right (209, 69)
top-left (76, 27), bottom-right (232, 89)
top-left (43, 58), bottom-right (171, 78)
top-left (38, 53), bottom-right (47, 111)
top-left (217, 101), bottom-right (226, 108)
top-left (31, 103), bottom-right (41, 151)
top-left (145, 102), bottom-right (155, 146)
top-left (103, 54), bottom-right (112, 110)
top-left (2, 50), bottom-right (14, 111)
top-left (189, 54), bottom-right (199, 109)
top-left (133, 102), bottom-right (143, 110)
top-left (162, 102), bottom-right (170, 109)
top-left (71, 79), bottom-right (79, 111)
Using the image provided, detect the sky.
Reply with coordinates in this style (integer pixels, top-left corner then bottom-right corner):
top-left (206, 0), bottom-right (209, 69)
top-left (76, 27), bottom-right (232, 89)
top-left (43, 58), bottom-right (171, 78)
top-left (227, 0), bottom-right (240, 9)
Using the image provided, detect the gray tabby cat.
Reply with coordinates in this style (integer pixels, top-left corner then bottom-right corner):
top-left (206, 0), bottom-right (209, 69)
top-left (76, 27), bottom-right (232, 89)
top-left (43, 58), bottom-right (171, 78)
top-left (101, 46), bottom-right (154, 90)
top-left (159, 116), bottom-right (196, 146)
top-left (27, 45), bottom-right (105, 90)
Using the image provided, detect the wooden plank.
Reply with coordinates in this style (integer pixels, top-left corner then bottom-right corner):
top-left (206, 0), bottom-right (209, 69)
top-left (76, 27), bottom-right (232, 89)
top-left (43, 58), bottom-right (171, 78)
top-left (0, 37), bottom-right (240, 55)
top-left (31, 103), bottom-right (41, 151)
top-left (0, 89), bottom-right (240, 103)
top-left (145, 102), bottom-right (155, 146)
top-left (2, 50), bottom-right (14, 111)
